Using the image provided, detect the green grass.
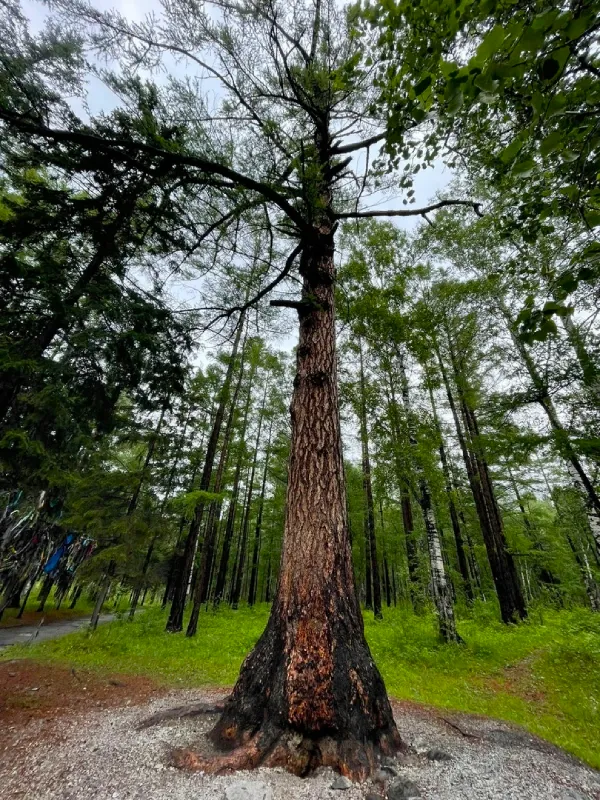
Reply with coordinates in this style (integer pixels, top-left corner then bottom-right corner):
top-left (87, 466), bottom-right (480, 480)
top-left (2, 602), bottom-right (599, 769)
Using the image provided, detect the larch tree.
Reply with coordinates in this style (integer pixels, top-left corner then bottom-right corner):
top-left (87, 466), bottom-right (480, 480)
top-left (1, 0), bottom-right (482, 778)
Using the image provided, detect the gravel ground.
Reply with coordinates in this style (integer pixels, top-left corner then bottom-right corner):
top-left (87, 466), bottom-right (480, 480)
top-left (2, 689), bottom-right (599, 800)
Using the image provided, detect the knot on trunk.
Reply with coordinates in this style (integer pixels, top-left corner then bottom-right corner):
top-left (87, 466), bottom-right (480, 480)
top-left (308, 370), bottom-right (330, 387)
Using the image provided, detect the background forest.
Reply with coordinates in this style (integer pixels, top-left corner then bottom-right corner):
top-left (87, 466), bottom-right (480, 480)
top-left (0, 0), bottom-right (599, 773)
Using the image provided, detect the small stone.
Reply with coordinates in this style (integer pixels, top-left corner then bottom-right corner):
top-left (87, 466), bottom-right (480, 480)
top-left (560, 791), bottom-right (590, 800)
top-left (387, 777), bottom-right (421, 800)
top-left (374, 764), bottom-right (399, 782)
top-left (331, 776), bottom-right (353, 790)
top-left (224, 780), bottom-right (274, 800)
top-left (426, 748), bottom-right (452, 762)
top-left (365, 793), bottom-right (384, 800)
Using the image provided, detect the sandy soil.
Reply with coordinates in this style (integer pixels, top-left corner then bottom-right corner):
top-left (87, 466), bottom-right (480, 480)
top-left (0, 660), bottom-right (599, 800)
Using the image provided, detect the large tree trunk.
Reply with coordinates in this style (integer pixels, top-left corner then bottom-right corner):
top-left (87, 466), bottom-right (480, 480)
top-left (180, 233), bottom-right (401, 779)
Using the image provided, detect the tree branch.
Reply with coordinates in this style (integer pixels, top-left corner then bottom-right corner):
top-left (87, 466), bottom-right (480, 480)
top-left (335, 200), bottom-right (483, 220)
top-left (0, 110), bottom-right (309, 233)
top-left (204, 242), bottom-right (303, 328)
top-left (331, 132), bottom-right (386, 155)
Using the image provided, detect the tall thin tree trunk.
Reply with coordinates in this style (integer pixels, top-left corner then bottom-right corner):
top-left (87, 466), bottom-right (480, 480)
top-left (230, 382), bottom-right (269, 610)
top-left (90, 561), bottom-right (115, 630)
top-left (187, 338), bottom-right (251, 632)
top-left (396, 348), bottom-right (460, 642)
top-left (384, 374), bottom-right (420, 609)
top-left (379, 501), bottom-right (392, 608)
top-left (166, 312), bottom-right (246, 633)
top-left (500, 301), bottom-right (600, 558)
top-left (248, 421), bottom-right (273, 607)
top-left (428, 385), bottom-right (474, 602)
top-left (437, 340), bottom-right (526, 622)
top-left (562, 313), bottom-right (600, 406)
top-left (358, 340), bottom-right (382, 619)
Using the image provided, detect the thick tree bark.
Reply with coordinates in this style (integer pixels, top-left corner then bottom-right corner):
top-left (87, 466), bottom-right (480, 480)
top-left (166, 313), bottom-right (245, 633)
top-left (358, 340), bottom-right (382, 619)
top-left (181, 232), bottom-right (401, 779)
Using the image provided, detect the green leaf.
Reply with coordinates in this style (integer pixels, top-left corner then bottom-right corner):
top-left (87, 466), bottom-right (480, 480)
top-left (511, 158), bottom-right (536, 177)
top-left (540, 58), bottom-right (560, 79)
top-left (478, 91), bottom-right (499, 104)
top-left (584, 210), bottom-right (600, 229)
top-left (414, 75), bottom-right (432, 96)
top-left (476, 25), bottom-right (506, 62)
top-left (446, 91), bottom-right (464, 115)
top-left (499, 139), bottom-right (524, 165)
top-left (540, 130), bottom-right (562, 157)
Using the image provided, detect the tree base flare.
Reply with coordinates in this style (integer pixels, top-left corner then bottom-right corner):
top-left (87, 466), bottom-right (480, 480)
top-left (171, 725), bottom-right (405, 781)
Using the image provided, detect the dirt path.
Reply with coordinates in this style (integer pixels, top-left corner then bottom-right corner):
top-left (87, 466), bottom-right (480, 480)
top-left (0, 614), bottom-right (115, 648)
top-left (0, 661), bottom-right (599, 800)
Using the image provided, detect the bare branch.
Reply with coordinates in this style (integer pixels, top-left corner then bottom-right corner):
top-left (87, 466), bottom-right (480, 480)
top-left (331, 132), bottom-right (386, 155)
top-left (335, 200), bottom-right (484, 220)
top-left (203, 241), bottom-right (303, 328)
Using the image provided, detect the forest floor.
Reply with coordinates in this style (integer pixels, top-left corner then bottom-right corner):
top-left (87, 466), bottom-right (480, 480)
top-left (1, 603), bottom-right (599, 798)
top-left (0, 664), bottom-right (599, 800)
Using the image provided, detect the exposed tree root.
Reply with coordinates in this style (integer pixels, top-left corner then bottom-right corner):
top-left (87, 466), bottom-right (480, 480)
top-left (138, 700), bottom-right (226, 731)
top-left (171, 724), bottom-right (405, 781)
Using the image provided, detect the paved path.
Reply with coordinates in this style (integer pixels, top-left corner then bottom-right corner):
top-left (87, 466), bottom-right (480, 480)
top-left (0, 614), bottom-right (115, 648)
